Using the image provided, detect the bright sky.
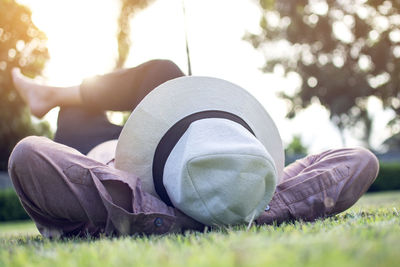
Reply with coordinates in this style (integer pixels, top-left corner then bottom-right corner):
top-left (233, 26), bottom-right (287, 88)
top-left (17, 0), bottom-right (393, 153)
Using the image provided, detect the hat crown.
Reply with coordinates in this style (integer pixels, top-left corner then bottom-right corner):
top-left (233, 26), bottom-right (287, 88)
top-left (163, 118), bottom-right (277, 226)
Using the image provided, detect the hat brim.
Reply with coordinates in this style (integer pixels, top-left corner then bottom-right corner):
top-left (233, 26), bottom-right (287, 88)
top-left (115, 76), bottom-right (284, 197)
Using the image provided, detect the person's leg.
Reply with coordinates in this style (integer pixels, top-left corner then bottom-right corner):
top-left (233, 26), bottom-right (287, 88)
top-left (8, 136), bottom-right (107, 238)
top-left (13, 60), bottom-right (183, 153)
top-left (80, 59), bottom-right (185, 111)
top-left (11, 68), bottom-right (120, 154)
top-left (11, 68), bottom-right (82, 118)
top-left (54, 107), bottom-right (122, 155)
top-left (8, 136), bottom-right (202, 238)
top-left (53, 60), bottom-right (184, 153)
top-left (12, 59), bottom-right (185, 117)
top-left (256, 147), bottom-right (379, 224)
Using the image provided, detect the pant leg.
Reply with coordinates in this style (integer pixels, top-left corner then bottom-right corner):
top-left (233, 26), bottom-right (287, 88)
top-left (256, 147), bottom-right (379, 224)
top-left (8, 136), bottom-right (106, 238)
top-left (8, 136), bottom-right (180, 239)
top-left (80, 59), bottom-right (185, 112)
top-left (54, 107), bottom-right (122, 155)
top-left (54, 60), bottom-right (184, 154)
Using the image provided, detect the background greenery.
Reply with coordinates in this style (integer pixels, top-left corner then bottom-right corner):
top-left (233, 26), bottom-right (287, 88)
top-left (0, 189), bottom-right (29, 221)
top-left (369, 163), bottom-right (400, 192)
top-left (0, 191), bottom-right (399, 267)
top-left (0, 0), bottom-right (52, 171)
top-left (246, 0), bottom-right (400, 148)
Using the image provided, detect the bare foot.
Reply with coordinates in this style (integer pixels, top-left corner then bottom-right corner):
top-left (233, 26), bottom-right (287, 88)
top-left (12, 68), bottom-right (56, 118)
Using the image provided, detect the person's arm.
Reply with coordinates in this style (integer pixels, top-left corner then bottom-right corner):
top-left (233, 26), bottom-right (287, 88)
top-left (9, 136), bottom-right (203, 238)
top-left (256, 148), bottom-right (379, 225)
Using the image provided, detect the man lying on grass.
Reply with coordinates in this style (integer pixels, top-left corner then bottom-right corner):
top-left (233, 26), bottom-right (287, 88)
top-left (8, 60), bottom-right (379, 238)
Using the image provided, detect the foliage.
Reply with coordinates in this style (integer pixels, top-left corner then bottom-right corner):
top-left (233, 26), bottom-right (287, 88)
top-left (116, 0), bottom-right (155, 68)
top-left (369, 162), bottom-right (400, 192)
top-left (285, 135), bottom-right (308, 155)
top-left (0, 189), bottom-right (29, 221)
top-left (0, 191), bottom-right (399, 266)
top-left (0, 0), bottom-right (51, 171)
top-left (246, 0), bottom-right (400, 147)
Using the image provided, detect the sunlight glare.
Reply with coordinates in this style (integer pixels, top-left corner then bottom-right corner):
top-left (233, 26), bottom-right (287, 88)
top-left (17, 0), bottom-right (119, 86)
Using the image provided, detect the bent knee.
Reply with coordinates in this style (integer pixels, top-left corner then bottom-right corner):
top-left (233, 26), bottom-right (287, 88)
top-left (351, 147), bottom-right (379, 172)
top-left (8, 136), bottom-right (48, 171)
top-left (147, 59), bottom-right (184, 77)
top-left (348, 147), bottom-right (379, 184)
top-left (149, 59), bottom-right (178, 69)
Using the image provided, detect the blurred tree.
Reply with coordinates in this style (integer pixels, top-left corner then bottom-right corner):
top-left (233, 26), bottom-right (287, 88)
top-left (285, 135), bottom-right (308, 156)
top-left (246, 0), bottom-right (400, 148)
top-left (0, 0), bottom-right (51, 170)
top-left (109, 0), bottom-right (156, 122)
top-left (116, 0), bottom-right (155, 68)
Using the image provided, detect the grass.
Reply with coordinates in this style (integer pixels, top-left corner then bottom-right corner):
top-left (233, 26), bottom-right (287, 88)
top-left (0, 220), bottom-right (38, 237)
top-left (0, 191), bottom-right (399, 267)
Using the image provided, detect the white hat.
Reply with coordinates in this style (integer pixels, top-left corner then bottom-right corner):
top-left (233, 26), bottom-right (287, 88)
top-left (115, 76), bottom-right (284, 226)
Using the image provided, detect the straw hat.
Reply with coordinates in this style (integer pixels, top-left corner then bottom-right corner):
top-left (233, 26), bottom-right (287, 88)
top-left (115, 76), bottom-right (284, 226)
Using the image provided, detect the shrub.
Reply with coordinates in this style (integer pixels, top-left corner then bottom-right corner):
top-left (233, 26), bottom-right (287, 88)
top-left (368, 163), bottom-right (400, 192)
top-left (0, 189), bottom-right (29, 221)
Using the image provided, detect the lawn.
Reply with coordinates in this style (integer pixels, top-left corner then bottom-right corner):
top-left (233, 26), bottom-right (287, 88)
top-left (0, 191), bottom-right (399, 267)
